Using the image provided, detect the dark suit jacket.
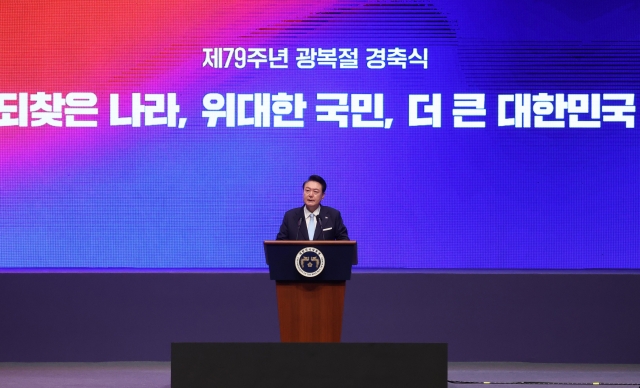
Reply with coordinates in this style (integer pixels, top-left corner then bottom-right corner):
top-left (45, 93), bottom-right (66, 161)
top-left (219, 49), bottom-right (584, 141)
top-left (276, 205), bottom-right (349, 241)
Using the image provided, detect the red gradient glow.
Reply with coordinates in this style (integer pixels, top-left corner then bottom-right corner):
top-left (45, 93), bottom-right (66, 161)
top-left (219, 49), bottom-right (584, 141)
top-left (0, 0), bottom-right (338, 190)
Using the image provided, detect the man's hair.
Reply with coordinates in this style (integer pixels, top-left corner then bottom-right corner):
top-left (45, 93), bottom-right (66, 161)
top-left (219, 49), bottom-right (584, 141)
top-left (303, 175), bottom-right (327, 193)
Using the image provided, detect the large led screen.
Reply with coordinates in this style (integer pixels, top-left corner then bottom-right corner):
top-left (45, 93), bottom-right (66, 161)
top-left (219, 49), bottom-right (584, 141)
top-left (1, 0), bottom-right (638, 268)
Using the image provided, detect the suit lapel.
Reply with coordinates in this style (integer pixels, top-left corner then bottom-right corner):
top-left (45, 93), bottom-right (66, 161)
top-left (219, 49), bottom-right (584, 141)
top-left (313, 207), bottom-right (324, 240)
top-left (298, 206), bottom-right (309, 240)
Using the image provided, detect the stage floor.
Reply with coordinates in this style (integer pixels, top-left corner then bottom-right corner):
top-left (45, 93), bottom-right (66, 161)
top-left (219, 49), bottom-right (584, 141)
top-left (0, 362), bottom-right (638, 388)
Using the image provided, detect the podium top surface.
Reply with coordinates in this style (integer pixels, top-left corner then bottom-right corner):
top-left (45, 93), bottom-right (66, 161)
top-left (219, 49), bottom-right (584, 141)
top-left (264, 240), bottom-right (356, 246)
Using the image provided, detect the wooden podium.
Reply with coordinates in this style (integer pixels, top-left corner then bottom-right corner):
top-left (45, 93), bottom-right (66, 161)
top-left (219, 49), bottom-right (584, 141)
top-left (264, 241), bottom-right (357, 342)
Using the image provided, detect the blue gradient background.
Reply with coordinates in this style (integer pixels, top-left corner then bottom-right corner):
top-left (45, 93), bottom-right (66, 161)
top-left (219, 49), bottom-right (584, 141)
top-left (0, 0), bottom-right (638, 268)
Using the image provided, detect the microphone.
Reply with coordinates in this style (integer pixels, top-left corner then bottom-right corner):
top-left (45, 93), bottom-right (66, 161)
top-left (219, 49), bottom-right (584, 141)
top-left (295, 217), bottom-right (302, 240)
top-left (317, 216), bottom-right (325, 240)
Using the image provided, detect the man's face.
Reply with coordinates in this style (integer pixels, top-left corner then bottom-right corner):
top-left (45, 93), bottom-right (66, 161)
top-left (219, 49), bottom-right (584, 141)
top-left (303, 181), bottom-right (325, 211)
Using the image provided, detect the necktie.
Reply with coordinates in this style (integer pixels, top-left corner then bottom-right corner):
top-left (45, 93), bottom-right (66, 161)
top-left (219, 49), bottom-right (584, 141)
top-left (307, 214), bottom-right (316, 241)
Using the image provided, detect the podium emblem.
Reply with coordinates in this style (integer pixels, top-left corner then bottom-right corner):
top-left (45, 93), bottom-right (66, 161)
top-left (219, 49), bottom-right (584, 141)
top-left (295, 247), bottom-right (325, 277)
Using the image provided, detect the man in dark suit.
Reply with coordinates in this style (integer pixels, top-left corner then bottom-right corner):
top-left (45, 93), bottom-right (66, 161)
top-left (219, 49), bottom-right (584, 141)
top-left (276, 175), bottom-right (349, 241)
